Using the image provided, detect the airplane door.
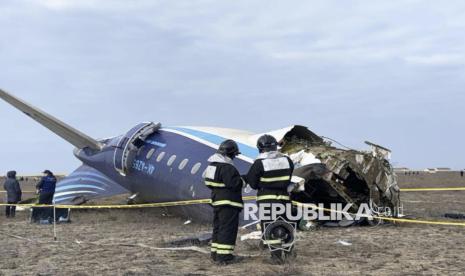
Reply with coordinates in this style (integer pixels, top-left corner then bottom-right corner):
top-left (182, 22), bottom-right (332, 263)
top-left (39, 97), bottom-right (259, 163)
top-left (114, 122), bottom-right (161, 176)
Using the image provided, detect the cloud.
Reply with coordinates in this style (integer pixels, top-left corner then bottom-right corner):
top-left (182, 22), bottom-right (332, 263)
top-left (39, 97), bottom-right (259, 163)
top-left (404, 54), bottom-right (465, 66)
top-left (1, 0), bottom-right (465, 171)
top-left (35, 0), bottom-right (99, 10)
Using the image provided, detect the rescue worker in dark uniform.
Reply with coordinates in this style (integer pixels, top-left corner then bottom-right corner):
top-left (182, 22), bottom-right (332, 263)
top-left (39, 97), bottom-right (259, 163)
top-left (204, 139), bottom-right (244, 265)
top-left (245, 135), bottom-right (294, 258)
top-left (34, 170), bottom-right (57, 221)
top-left (36, 170), bottom-right (57, 204)
top-left (3, 171), bottom-right (22, 218)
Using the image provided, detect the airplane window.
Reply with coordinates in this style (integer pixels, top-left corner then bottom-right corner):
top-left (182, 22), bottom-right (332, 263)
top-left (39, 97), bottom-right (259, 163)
top-left (202, 168), bottom-right (208, 178)
top-left (167, 155), bottom-right (177, 166)
top-left (146, 148), bottom-right (155, 159)
top-left (191, 163), bottom-right (202, 175)
top-left (157, 152), bottom-right (165, 162)
top-left (179, 159), bottom-right (189, 170)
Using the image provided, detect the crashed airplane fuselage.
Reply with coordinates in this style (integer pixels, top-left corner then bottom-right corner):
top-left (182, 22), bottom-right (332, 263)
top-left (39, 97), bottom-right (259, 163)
top-left (282, 130), bottom-right (401, 220)
top-left (0, 89), bottom-right (401, 222)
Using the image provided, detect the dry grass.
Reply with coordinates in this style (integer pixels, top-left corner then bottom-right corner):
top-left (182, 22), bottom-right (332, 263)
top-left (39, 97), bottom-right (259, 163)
top-left (1, 172), bottom-right (465, 275)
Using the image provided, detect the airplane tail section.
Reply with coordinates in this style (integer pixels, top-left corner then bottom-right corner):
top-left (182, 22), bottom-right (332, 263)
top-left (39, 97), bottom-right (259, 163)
top-left (0, 89), bottom-right (103, 150)
top-left (54, 164), bottom-right (129, 204)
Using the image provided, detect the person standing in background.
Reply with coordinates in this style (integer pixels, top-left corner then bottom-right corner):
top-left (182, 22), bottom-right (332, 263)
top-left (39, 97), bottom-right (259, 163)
top-left (35, 170), bottom-right (57, 221)
top-left (3, 171), bottom-right (22, 218)
top-left (36, 170), bottom-right (57, 205)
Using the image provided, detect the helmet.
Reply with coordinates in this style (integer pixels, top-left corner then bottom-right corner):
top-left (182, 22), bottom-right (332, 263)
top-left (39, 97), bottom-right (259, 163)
top-left (257, 134), bottom-right (278, 153)
top-left (217, 139), bottom-right (241, 158)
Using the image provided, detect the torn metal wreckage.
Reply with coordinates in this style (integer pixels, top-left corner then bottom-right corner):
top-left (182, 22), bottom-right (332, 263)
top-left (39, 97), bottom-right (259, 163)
top-left (280, 127), bottom-right (401, 225)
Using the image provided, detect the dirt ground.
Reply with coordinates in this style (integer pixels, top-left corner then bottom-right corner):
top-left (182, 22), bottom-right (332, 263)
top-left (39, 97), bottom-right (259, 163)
top-left (1, 172), bottom-right (465, 275)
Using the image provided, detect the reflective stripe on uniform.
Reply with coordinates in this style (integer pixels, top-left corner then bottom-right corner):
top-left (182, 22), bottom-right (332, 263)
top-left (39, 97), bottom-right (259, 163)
top-left (256, 195), bottom-right (290, 201)
top-left (204, 181), bottom-right (226, 188)
top-left (212, 242), bottom-right (235, 255)
top-left (216, 244), bottom-right (235, 250)
top-left (211, 200), bottom-right (244, 208)
top-left (212, 243), bottom-right (235, 250)
top-left (263, 239), bottom-right (282, 245)
top-left (217, 249), bottom-right (234, 255)
top-left (260, 176), bottom-right (291, 182)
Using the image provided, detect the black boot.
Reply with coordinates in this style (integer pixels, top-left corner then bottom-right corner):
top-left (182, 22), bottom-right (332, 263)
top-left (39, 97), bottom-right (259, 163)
top-left (10, 206), bottom-right (16, 218)
top-left (211, 252), bottom-right (217, 262)
top-left (217, 255), bottom-right (244, 266)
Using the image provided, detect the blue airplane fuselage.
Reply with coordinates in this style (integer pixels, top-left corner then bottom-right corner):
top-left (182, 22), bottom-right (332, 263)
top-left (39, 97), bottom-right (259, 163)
top-left (57, 124), bottom-right (259, 221)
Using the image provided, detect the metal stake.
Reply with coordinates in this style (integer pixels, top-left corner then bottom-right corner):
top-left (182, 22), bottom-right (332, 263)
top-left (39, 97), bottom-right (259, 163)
top-left (53, 201), bottom-right (57, 241)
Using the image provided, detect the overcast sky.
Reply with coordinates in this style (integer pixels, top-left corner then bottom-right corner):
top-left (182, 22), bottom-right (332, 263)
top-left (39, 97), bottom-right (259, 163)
top-left (1, 0), bottom-right (464, 173)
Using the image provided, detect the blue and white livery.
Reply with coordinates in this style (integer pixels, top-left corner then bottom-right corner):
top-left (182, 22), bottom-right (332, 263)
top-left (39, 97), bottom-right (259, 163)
top-left (0, 89), bottom-right (316, 221)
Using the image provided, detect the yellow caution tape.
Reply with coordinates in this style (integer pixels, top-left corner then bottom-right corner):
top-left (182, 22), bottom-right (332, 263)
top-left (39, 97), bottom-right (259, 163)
top-left (369, 216), bottom-right (465, 226)
top-left (400, 187), bottom-right (465, 192)
top-left (0, 200), bottom-right (210, 209)
top-left (0, 191), bottom-right (36, 193)
top-left (0, 196), bottom-right (258, 209)
top-left (292, 201), bottom-right (465, 227)
top-left (2, 187), bottom-right (463, 194)
top-left (1, 195), bottom-right (465, 227)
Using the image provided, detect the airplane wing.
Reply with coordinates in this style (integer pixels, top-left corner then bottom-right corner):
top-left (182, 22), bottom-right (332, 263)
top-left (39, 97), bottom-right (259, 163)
top-left (0, 89), bottom-right (103, 150)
